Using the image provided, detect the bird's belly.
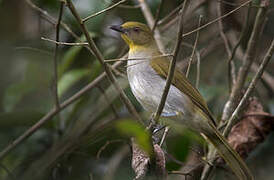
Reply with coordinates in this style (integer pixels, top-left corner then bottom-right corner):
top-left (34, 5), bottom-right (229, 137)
top-left (127, 61), bottom-right (193, 117)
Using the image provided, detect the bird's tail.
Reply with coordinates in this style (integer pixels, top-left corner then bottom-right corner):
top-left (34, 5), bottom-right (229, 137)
top-left (203, 127), bottom-right (253, 180)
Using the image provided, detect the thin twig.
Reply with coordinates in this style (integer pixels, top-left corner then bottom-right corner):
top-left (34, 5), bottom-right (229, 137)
top-left (217, 0), bottom-right (232, 58)
top-left (152, 0), bottom-right (165, 32)
top-left (223, 39), bottom-right (274, 137)
top-left (109, 65), bottom-right (127, 78)
top-left (41, 37), bottom-right (88, 46)
top-left (159, 126), bottom-right (169, 147)
top-left (66, 0), bottom-right (143, 124)
top-left (137, 0), bottom-right (165, 52)
top-left (195, 51), bottom-right (201, 89)
top-left (160, 0), bottom-right (206, 32)
top-left (168, 170), bottom-right (193, 177)
top-left (0, 61), bottom-right (122, 161)
top-left (153, 0), bottom-right (188, 124)
top-left (182, 0), bottom-right (252, 38)
top-left (52, 1), bottom-right (64, 110)
top-left (186, 15), bottom-right (202, 78)
top-left (118, 4), bottom-right (140, 9)
top-left (218, 0), bottom-right (265, 7)
top-left (157, 3), bottom-right (183, 26)
top-left (217, 0), bottom-right (235, 91)
top-left (124, 61), bottom-right (146, 68)
top-left (83, 0), bottom-right (127, 22)
top-left (227, 2), bottom-right (252, 92)
top-left (104, 54), bottom-right (173, 62)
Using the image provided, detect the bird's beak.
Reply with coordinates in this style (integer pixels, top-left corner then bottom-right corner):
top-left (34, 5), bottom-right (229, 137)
top-left (110, 25), bottom-right (126, 33)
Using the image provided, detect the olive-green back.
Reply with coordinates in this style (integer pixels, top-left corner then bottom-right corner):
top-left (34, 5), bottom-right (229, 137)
top-left (150, 57), bottom-right (216, 125)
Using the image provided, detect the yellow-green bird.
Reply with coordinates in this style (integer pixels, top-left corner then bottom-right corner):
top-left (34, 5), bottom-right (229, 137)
top-left (110, 22), bottom-right (253, 180)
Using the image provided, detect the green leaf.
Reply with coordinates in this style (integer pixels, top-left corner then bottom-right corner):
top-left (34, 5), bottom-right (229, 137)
top-left (58, 69), bottom-right (91, 97)
top-left (115, 119), bottom-right (153, 155)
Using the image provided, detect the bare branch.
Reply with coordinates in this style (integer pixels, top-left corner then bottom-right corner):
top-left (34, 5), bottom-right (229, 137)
top-left (52, 1), bottom-right (64, 110)
top-left (157, 3), bottom-right (183, 27)
top-left (153, 0), bottom-right (188, 124)
top-left (195, 51), bottom-right (201, 89)
top-left (227, 3), bottom-right (252, 92)
top-left (118, 4), bottom-right (140, 9)
top-left (182, 0), bottom-right (252, 38)
top-left (186, 15), bottom-right (202, 78)
top-left (159, 126), bottom-right (169, 147)
top-left (41, 37), bottom-right (88, 46)
top-left (83, 0), bottom-right (127, 22)
top-left (104, 54), bottom-right (173, 62)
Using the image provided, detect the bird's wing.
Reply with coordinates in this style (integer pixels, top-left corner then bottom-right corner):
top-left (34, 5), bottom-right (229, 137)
top-left (150, 57), bottom-right (216, 126)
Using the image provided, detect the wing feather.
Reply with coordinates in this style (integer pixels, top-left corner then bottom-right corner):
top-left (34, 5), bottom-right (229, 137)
top-left (150, 57), bottom-right (216, 126)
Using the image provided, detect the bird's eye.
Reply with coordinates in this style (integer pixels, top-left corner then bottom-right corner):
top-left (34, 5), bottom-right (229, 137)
top-left (133, 27), bottom-right (140, 32)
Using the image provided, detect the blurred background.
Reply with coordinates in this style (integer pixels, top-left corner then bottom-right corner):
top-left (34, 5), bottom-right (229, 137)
top-left (0, 0), bottom-right (273, 179)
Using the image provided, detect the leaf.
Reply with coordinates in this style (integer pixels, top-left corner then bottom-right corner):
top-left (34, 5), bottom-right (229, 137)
top-left (57, 69), bottom-right (91, 97)
top-left (115, 119), bottom-right (153, 155)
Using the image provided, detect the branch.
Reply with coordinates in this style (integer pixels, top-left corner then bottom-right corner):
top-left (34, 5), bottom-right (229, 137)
top-left (153, 0), bottom-right (188, 124)
top-left (52, 1), bottom-right (64, 110)
top-left (227, 3), bottom-right (252, 92)
top-left (157, 3), bottom-right (183, 27)
top-left (83, 0), bottom-right (127, 22)
top-left (186, 15), bottom-right (202, 78)
top-left (41, 37), bottom-right (88, 46)
top-left (182, 0), bottom-right (252, 38)
top-left (104, 54), bottom-right (173, 62)
top-left (65, 0), bottom-right (142, 124)
top-left (217, 0), bottom-right (235, 91)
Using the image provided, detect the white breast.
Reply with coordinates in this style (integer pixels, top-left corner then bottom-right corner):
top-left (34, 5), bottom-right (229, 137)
top-left (127, 50), bottom-right (193, 117)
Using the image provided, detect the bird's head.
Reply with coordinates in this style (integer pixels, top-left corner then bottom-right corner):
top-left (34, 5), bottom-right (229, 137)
top-left (110, 22), bottom-right (155, 49)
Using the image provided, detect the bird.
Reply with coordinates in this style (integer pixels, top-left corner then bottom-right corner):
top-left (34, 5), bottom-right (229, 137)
top-left (110, 21), bottom-right (253, 180)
